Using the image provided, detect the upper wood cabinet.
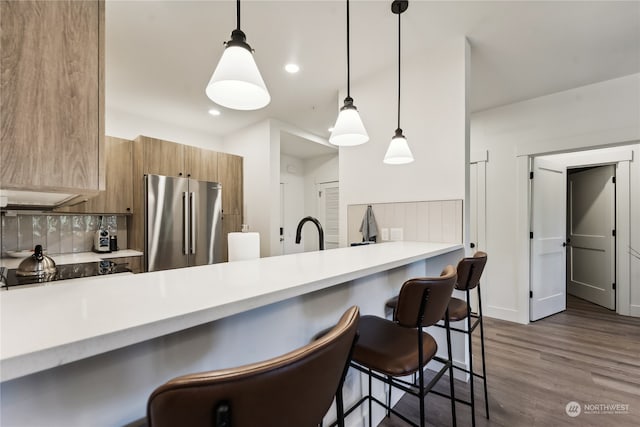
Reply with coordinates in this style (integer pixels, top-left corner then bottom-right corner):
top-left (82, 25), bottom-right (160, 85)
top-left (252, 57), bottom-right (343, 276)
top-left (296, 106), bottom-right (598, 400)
top-left (135, 136), bottom-right (185, 178)
top-left (130, 136), bottom-right (240, 253)
top-left (0, 0), bottom-right (105, 194)
top-left (134, 136), bottom-right (220, 181)
top-left (57, 137), bottom-right (133, 214)
top-left (185, 145), bottom-right (218, 182)
top-left (218, 153), bottom-right (243, 216)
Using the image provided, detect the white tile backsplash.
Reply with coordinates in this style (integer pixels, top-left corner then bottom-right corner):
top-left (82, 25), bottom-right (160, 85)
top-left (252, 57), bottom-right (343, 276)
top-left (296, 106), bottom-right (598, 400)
top-left (0, 214), bottom-right (128, 255)
top-left (348, 200), bottom-right (463, 245)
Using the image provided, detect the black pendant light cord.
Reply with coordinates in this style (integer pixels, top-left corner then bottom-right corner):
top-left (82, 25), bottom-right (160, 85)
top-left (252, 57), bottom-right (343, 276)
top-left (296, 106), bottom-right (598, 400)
top-left (397, 9), bottom-right (401, 129)
top-left (236, 0), bottom-right (241, 30)
top-left (346, 0), bottom-right (351, 98)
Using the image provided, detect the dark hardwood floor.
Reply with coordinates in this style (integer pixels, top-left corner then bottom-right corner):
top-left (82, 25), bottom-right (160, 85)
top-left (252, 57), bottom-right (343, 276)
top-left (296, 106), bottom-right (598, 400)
top-left (378, 295), bottom-right (640, 426)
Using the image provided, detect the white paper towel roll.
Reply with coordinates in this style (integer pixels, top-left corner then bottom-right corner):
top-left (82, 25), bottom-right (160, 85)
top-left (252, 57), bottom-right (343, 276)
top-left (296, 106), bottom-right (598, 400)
top-left (228, 232), bottom-right (260, 261)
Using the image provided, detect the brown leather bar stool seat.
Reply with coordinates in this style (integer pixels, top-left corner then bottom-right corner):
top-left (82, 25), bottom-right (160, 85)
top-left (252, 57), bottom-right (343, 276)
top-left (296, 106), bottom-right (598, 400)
top-left (355, 315), bottom-right (438, 376)
top-left (146, 306), bottom-right (360, 427)
top-left (345, 266), bottom-right (458, 427)
top-left (445, 297), bottom-right (469, 321)
top-left (386, 251), bottom-right (489, 427)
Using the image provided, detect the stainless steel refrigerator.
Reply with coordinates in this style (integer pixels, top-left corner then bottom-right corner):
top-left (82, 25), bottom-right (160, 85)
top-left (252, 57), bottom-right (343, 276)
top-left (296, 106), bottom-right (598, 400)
top-left (145, 174), bottom-right (223, 272)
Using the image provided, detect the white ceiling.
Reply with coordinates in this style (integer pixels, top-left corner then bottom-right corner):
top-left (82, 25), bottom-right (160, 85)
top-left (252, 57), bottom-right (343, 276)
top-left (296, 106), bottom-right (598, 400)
top-left (106, 0), bottom-right (640, 142)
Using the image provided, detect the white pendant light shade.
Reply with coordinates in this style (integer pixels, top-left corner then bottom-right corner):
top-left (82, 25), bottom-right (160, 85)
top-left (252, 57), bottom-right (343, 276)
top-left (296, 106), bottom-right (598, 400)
top-left (384, 129), bottom-right (414, 164)
top-left (331, 0), bottom-right (368, 147)
top-left (329, 100), bottom-right (369, 146)
top-left (206, 44), bottom-right (270, 110)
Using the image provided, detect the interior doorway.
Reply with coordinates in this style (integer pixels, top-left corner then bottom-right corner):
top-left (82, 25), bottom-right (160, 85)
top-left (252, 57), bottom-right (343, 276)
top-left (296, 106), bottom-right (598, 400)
top-left (528, 147), bottom-right (633, 321)
top-left (566, 165), bottom-right (616, 310)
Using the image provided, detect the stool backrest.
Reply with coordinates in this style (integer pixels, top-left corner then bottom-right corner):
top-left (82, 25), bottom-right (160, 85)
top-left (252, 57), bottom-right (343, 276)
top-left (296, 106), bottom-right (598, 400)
top-left (147, 306), bottom-right (360, 427)
top-left (456, 251), bottom-right (488, 291)
top-left (394, 265), bottom-right (457, 328)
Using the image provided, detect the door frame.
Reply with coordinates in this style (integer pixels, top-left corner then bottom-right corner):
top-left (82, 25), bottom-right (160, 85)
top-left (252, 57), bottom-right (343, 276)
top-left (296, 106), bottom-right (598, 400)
top-left (566, 165), bottom-right (616, 310)
top-left (469, 150), bottom-right (487, 313)
top-left (518, 147), bottom-right (633, 322)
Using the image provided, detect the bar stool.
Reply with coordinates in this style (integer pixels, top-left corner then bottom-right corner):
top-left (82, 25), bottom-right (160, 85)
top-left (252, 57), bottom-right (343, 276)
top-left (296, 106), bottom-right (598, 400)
top-left (345, 266), bottom-right (458, 427)
top-left (146, 306), bottom-right (359, 427)
top-left (386, 251), bottom-right (489, 427)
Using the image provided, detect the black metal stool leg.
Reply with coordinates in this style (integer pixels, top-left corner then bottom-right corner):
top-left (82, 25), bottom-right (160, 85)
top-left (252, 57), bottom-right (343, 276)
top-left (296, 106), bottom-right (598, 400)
top-left (478, 285), bottom-right (490, 419)
top-left (445, 310), bottom-right (457, 427)
top-left (418, 327), bottom-right (426, 427)
top-left (368, 369), bottom-right (373, 427)
top-left (336, 388), bottom-right (344, 427)
top-left (386, 375), bottom-right (392, 418)
top-left (467, 290), bottom-right (476, 427)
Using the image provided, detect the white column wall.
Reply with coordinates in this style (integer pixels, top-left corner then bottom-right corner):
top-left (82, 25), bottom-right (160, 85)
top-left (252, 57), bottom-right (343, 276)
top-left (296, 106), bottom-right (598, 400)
top-left (471, 73), bottom-right (640, 323)
top-left (339, 37), bottom-right (469, 247)
top-left (222, 120), bottom-right (274, 257)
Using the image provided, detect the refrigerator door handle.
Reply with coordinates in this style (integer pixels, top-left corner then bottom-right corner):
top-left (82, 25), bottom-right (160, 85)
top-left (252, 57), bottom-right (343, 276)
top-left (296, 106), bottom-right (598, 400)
top-left (183, 191), bottom-right (189, 255)
top-left (190, 192), bottom-right (196, 254)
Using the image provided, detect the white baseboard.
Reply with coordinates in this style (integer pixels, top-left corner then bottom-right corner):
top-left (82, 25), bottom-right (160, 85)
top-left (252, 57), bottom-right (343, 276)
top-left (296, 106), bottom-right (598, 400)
top-left (485, 305), bottom-right (524, 323)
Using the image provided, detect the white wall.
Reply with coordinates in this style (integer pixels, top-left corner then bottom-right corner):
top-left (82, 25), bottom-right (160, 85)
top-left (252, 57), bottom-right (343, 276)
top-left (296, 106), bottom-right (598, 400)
top-left (280, 154), bottom-right (306, 254)
top-left (106, 107), bottom-right (223, 150)
top-left (281, 154), bottom-right (339, 254)
top-left (222, 120), bottom-right (275, 257)
top-left (303, 154), bottom-right (339, 251)
top-left (471, 73), bottom-right (640, 323)
top-left (339, 37), bottom-right (469, 247)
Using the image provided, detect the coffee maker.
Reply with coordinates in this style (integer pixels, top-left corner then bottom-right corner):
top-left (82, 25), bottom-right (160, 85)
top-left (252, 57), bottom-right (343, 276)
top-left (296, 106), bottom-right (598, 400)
top-left (94, 217), bottom-right (111, 253)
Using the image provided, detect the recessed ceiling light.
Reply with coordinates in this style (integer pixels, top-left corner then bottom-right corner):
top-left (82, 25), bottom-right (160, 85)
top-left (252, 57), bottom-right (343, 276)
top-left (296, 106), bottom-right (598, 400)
top-left (328, 127), bottom-right (334, 132)
top-left (285, 63), bottom-right (300, 74)
top-left (208, 108), bottom-right (221, 116)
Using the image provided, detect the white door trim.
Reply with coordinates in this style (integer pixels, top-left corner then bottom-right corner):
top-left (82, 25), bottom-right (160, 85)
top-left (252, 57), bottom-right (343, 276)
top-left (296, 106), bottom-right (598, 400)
top-left (518, 148), bottom-right (634, 322)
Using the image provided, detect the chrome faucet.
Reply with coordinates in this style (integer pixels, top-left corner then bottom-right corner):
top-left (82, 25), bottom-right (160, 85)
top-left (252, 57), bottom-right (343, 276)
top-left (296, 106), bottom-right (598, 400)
top-left (295, 216), bottom-right (325, 251)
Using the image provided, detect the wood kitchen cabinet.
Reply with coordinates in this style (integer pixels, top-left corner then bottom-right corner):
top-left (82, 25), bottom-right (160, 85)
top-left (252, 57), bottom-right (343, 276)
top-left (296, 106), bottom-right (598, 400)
top-left (133, 136), bottom-right (219, 181)
top-left (185, 145), bottom-right (218, 182)
top-left (57, 137), bottom-right (133, 214)
top-left (130, 136), bottom-right (241, 258)
top-left (218, 153), bottom-right (243, 216)
top-left (135, 136), bottom-right (185, 178)
top-left (0, 0), bottom-right (105, 194)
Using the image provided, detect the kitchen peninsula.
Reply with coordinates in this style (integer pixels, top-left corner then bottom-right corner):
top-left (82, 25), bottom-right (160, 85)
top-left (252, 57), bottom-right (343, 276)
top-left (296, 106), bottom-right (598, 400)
top-left (1, 241), bottom-right (463, 426)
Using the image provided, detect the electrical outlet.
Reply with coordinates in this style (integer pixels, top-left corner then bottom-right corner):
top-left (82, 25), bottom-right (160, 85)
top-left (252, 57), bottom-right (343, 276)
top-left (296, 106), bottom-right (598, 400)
top-left (390, 228), bottom-right (403, 241)
top-left (381, 228), bottom-right (389, 241)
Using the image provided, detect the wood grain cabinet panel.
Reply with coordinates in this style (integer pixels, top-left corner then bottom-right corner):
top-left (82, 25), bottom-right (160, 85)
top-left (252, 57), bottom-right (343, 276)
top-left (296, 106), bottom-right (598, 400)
top-left (57, 137), bottom-right (132, 214)
top-left (129, 136), bottom-right (243, 263)
top-left (218, 153), bottom-right (243, 216)
top-left (0, 0), bottom-right (105, 193)
top-left (137, 136), bottom-right (185, 178)
top-left (185, 146), bottom-right (218, 182)
top-left (100, 137), bottom-right (133, 213)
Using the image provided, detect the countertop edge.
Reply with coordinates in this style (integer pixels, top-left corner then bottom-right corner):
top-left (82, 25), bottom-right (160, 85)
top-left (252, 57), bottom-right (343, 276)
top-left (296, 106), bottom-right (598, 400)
top-left (0, 242), bottom-right (463, 382)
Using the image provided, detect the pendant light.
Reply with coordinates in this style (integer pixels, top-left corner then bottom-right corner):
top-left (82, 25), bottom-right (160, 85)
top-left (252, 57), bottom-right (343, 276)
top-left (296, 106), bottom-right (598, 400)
top-left (205, 0), bottom-right (270, 110)
top-left (384, 0), bottom-right (414, 164)
top-left (329, 0), bottom-right (369, 146)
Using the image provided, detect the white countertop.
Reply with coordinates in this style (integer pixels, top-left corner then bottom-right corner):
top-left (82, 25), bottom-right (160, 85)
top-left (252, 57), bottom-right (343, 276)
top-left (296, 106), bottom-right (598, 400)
top-left (0, 250), bottom-right (143, 269)
top-left (0, 241), bottom-right (462, 382)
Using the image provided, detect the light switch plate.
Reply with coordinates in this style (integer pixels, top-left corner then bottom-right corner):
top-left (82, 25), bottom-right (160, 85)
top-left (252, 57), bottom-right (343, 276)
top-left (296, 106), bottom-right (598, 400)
top-left (381, 228), bottom-right (389, 241)
top-left (390, 228), bottom-right (403, 241)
